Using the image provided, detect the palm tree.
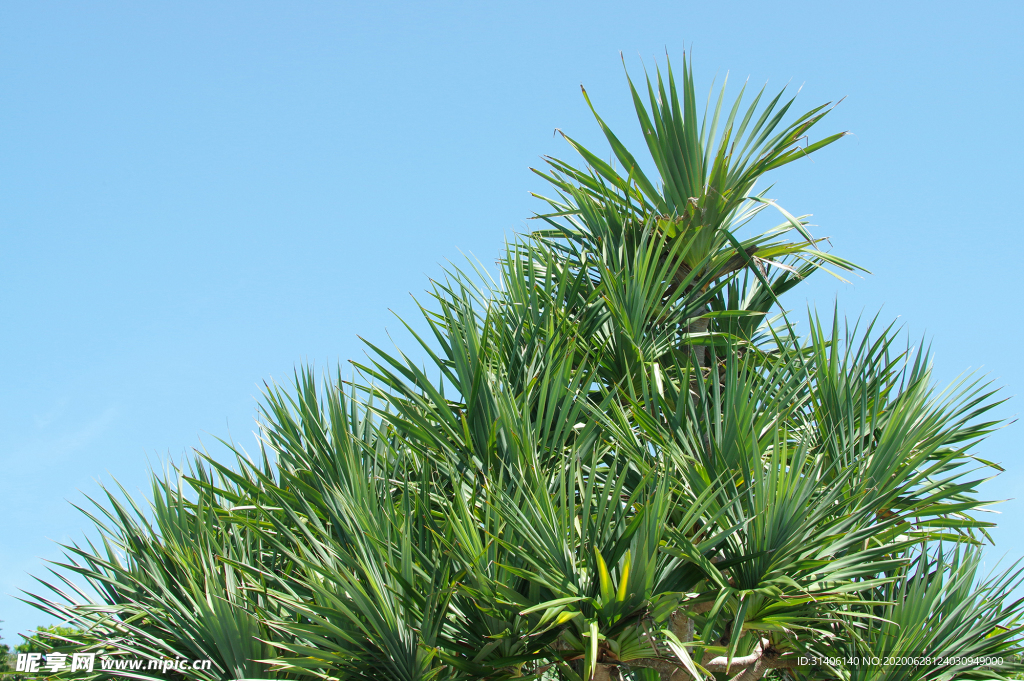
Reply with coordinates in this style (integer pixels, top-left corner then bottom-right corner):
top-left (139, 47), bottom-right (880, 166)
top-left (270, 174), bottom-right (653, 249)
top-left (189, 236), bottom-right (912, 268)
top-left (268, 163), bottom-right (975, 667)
top-left (25, 54), bottom-right (1024, 681)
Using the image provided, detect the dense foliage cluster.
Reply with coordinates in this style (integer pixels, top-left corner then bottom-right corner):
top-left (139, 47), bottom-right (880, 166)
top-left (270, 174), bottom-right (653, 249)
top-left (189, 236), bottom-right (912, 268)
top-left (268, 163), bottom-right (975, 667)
top-left (25, 56), bottom-right (1024, 681)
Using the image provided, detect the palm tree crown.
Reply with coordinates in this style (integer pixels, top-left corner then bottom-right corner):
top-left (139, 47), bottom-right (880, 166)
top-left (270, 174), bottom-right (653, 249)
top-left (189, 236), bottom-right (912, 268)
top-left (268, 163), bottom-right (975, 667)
top-left (26, 54), bottom-right (1024, 681)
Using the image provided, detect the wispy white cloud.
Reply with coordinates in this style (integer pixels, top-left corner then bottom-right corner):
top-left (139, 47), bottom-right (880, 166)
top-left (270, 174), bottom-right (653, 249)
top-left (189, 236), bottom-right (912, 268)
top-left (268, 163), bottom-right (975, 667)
top-left (6, 405), bottom-right (119, 468)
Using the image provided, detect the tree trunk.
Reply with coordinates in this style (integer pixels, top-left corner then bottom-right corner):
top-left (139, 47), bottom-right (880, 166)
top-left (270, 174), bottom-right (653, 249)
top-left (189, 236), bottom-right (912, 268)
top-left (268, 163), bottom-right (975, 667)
top-left (728, 657), bottom-right (770, 681)
top-left (670, 610), bottom-right (695, 643)
top-left (685, 315), bottom-right (711, 368)
top-left (621, 658), bottom-right (688, 681)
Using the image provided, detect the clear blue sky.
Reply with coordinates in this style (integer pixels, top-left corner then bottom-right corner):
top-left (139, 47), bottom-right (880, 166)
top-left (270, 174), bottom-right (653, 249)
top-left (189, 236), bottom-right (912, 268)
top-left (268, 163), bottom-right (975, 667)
top-left (2, 1), bottom-right (1022, 642)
